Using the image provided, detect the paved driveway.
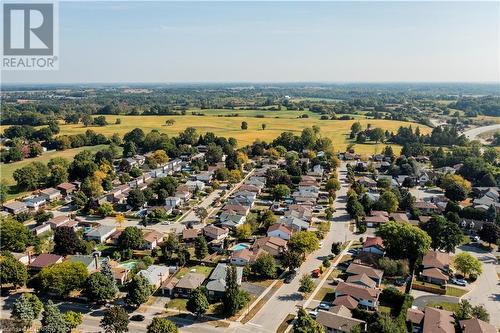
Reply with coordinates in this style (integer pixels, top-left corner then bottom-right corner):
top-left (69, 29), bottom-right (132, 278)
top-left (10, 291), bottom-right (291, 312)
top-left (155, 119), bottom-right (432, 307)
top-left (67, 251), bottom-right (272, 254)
top-left (458, 245), bottom-right (500, 327)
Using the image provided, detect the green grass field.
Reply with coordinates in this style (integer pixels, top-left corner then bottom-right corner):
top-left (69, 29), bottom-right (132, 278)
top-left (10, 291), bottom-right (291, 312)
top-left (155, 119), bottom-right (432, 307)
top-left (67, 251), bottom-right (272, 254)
top-left (50, 113), bottom-right (431, 153)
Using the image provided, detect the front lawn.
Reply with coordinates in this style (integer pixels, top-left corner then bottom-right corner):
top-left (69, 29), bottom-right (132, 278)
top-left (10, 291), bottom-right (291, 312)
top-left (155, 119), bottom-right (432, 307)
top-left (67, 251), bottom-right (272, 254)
top-left (313, 287), bottom-right (335, 302)
top-left (166, 298), bottom-right (187, 311)
top-left (446, 286), bottom-right (468, 297)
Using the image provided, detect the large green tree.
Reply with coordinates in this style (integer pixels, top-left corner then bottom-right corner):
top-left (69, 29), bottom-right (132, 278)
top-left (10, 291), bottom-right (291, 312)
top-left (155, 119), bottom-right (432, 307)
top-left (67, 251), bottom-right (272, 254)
top-left (118, 226), bottom-right (144, 250)
top-left (453, 252), bottom-right (482, 278)
top-left (39, 300), bottom-right (68, 333)
top-left (125, 274), bottom-right (152, 307)
top-left (100, 306), bottom-right (129, 333)
top-left (194, 235), bottom-right (208, 260)
top-left (478, 222), bottom-right (500, 247)
top-left (251, 253), bottom-right (277, 279)
top-left (223, 265), bottom-right (250, 316)
top-left (36, 262), bottom-right (89, 297)
top-left (293, 308), bottom-right (325, 333)
top-left (11, 293), bottom-right (42, 329)
top-left (0, 252), bottom-right (28, 288)
top-left (0, 219), bottom-right (32, 252)
top-left (186, 287), bottom-right (209, 318)
top-left (289, 231), bottom-right (320, 257)
top-left (420, 216), bottom-right (463, 252)
top-left (83, 272), bottom-right (117, 303)
top-left (146, 317), bottom-right (178, 333)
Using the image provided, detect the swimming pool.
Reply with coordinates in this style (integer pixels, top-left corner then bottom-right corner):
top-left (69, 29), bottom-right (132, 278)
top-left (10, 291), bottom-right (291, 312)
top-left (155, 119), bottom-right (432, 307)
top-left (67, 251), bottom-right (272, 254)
top-left (119, 261), bottom-right (137, 270)
top-left (231, 243), bottom-right (250, 251)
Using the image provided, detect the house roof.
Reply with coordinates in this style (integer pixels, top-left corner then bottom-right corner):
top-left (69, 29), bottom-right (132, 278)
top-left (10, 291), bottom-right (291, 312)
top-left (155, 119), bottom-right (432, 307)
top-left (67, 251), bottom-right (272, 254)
top-left (267, 223), bottom-right (292, 236)
top-left (460, 318), bottom-right (497, 333)
top-left (332, 295), bottom-right (359, 310)
top-left (390, 212), bottom-right (409, 222)
top-left (139, 265), bottom-right (169, 286)
top-left (231, 248), bottom-right (263, 262)
top-left (335, 282), bottom-right (380, 301)
top-left (422, 251), bottom-right (451, 270)
top-left (415, 201), bottom-right (438, 209)
top-left (3, 201), bottom-right (27, 210)
top-left (175, 273), bottom-right (205, 290)
top-left (346, 263), bottom-right (383, 280)
top-left (346, 273), bottom-right (376, 289)
top-left (144, 230), bottom-right (164, 243)
top-left (421, 267), bottom-right (449, 281)
top-left (86, 225), bottom-right (116, 238)
top-left (422, 307), bottom-right (455, 333)
top-left (203, 224), bottom-right (228, 237)
top-left (253, 236), bottom-right (288, 252)
top-left (363, 236), bottom-right (384, 249)
top-left (29, 253), bottom-right (63, 268)
top-left (364, 215), bottom-right (389, 224)
top-left (57, 182), bottom-right (76, 190)
top-left (316, 309), bottom-right (365, 332)
top-left (40, 187), bottom-right (60, 196)
top-left (206, 263), bottom-right (243, 292)
top-left (222, 204), bottom-right (248, 215)
top-left (406, 308), bottom-right (425, 325)
top-left (371, 210), bottom-right (389, 217)
top-left (48, 215), bottom-right (70, 226)
top-left (182, 228), bottom-right (200, 240)
top-left (67, 255), bottom-right (95, 268)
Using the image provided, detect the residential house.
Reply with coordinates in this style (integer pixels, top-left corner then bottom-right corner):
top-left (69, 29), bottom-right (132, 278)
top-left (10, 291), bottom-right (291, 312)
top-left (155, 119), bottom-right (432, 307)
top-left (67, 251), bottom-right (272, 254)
top-left (32, 223), bottom-right (51, 235)
top-left (174, 189), bottom-right (192, 203)
top-left (57, 182), bottom-right (77, 196)
top-left (196, 171), bottom-right (213, 183)
top-left (143, 230), bottom-right (164, 250)
top-left (85, 225), bottom-right (117, 243)
top-left (232, 190), bottom-right (257, 202)
top-left (364, 214), bottom-right (389, 228)
top-left (421, 250), bottom-right (451, 285)
top-left (230, 248), bottom-right (264, 266)
top-left (219, 211), bottom-right (246, 229)
top-left (173, 273), bottom-right (206, 298)
top-left (182, 228), bottom-right (201, 244)
top-left (316, 306), bottom-right (367, 333)
top-left (206, 263), bottom-right (243, 301)
top-left (253, 236), bottom-right (287, 256)
top-left (460, 318), bottom-right (497, 333)
top-left (332, 295), bottom-right (359, 310)
top-left (285, 204), bottom-right (313, 222)
top-left (185, 180), bottom-right (205, 191)
top-left (334, 282), bottom-right (380, 310)
top-left (112, 266), bottom-right (130, 285)
top-left (267, 223), bottom-right (293, 240)
top-left (67, 255), bottom-right (99, 273)
top-left (239, 184), bottom-right (261, 194)
top-left (48, 215), bottom-right (71, 229)
top-left (28, 253), bottom-right (63, 271)
top-left (139, 265), bottom-right (170, 288)
top-left (407, 307), bottom-right (454, 333)
top-left (24, 196), bottom-right (46, 211)
top-left (308, 164), bottom-right (324, 177)
top-left (227, 195), bottom-right (254, 207)
top-left (345, 263), bottom-right (383, 286)
top-left (3, 201), bottom-right (28, 215)
top-left (415, 201), bottom-right (439, 215)
top-left (39, 188), bottom-right (62, 202)
top-left (361, 237), bottom-right (385, 255)
top-left (280, 216), bottom-right (309, 231)
top-left (165, 196), bottom-right (182, 208)
top-left (358, 176), bottom-right (377, 188)
top-left (203, 225), bottom-right (229, 241)
top-left (390, 212), bottom-right (409, 223)
top-left (221, 204), bottom-right (250, 216)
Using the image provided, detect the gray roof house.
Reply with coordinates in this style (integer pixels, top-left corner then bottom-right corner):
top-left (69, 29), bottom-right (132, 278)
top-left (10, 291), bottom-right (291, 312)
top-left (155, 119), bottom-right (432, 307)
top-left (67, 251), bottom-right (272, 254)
top-left (206, 263), bottom-right (243, 301)
top-left (85, 225), bottom-right (116, 243)
top-left (139, 265), bottom-right (170, 288)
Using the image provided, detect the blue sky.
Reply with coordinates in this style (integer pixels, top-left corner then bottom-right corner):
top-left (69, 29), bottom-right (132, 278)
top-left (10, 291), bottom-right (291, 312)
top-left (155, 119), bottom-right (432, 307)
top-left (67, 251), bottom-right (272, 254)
top-left (3, 1), bottom-right (499, 83)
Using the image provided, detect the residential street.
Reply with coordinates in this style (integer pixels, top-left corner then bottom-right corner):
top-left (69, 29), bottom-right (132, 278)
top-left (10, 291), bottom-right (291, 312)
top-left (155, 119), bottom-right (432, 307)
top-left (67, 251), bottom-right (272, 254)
top-left (243, 162), bottom-right (353, 332)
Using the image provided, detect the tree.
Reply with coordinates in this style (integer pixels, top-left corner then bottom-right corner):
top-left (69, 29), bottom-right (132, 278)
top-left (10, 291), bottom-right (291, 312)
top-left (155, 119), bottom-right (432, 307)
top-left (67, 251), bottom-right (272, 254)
top-left (376, 222), bottom-right (431, 271)
top-left (241, 121), bottom-right (248, 130)
top-left (251, 253), bottom-right (277, 278)
top-left (118, 226), bottom-right (144, 250)
top-left (325, 178), bottom-right (340, 193)
top-left (127, 188), bottom-right (145, 210)
top-left (261, 123), bottom-right (267, 130)
top-left (420, 216), bottom-right (463, 252)
top-left (83, 272), bottom-right (117, 303)
top-left (165, 119), bottom-right (175, 126)
top-left (235, 223), bottom-right (253, 240)
top-left (206, 143), bottom-right (224, 164)
top-left (282, 249), bottom-right (304, 271)
top-left (259, 210), bottom-right (277, 229)
top-left (125, 274), bottom-right (152, 307)
top-left (146, 317), bottom-right (178, 333)
top-left (0, 219), bottom-right (32, 252)
top-left (299, 274), bottom-right (314, 294)
top-left (455, 300), bottom-right (490, 322)
top-left (289, 231), bottom-right (320, 256)
top-left (0, 181), bottom-right (8, 204)
top-left (194, 206), bottom-right (208, 223)
top-left (54, 226), bottom-right (88, 255)
top-left (186, 287), bottom-right (209, 318)
top-left (13, 162), bottom-right (49, 190)
top-left (98, 202), bottom-right (115, 217)
top-left (65, 311), bottom-right (83, 330)
top-left (1, 252), bottom-right (28, 288)
top-left (273, 184), bottom-right (291, 200)
top-left (369, 127), bottom-right (385, 143)
top-left (100, 306), bottom-right (129, 333)
top-left (123, 141), bottom-right (137, 158)
top-left (36, 262), bottom-right (89, 297)
top-left (331, 242), bottom-right (342, 255)
top-left (39, 300), bottom-right (68, 333)
top-left (440, 174), bottom-right (471, 201)
top-left (194, 235), bottom-right (209, 260)
top-left (478, 222), bottom-right (500, 246)
top-left (453, 252), bottom-right (482, 278)
top-left (11, 293), bottom-right (42, 329)
top-left (223, 265), bottom-right (250, 316)
top-left (293, 308), bottom-right (325, 333)
top-left (377, 191), bottom-right (399, 213)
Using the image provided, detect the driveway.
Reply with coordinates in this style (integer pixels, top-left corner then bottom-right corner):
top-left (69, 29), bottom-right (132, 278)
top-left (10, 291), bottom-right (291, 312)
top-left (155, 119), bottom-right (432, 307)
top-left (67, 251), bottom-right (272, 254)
top-left (457, 245), bottom-right (500, 327)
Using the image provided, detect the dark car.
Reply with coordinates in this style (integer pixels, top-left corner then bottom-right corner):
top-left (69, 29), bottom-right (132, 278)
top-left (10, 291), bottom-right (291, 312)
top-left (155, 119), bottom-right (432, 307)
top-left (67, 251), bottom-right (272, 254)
top-left (284, 270), bottom-right (297, 284)
top-left (130, 314), bottom-right (145, 322)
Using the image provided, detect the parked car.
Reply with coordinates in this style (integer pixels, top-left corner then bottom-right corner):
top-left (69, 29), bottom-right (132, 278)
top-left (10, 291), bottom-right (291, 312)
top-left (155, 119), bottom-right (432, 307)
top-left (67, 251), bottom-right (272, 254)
top-left (450, 278), bottom-right (467, 287)
top-left (470, 236), bottom-right (480, 243)
top-left (308, 309), bottom-right (318, 318)
top-left (318, 302), bottom-right (330, 310)
top-left (130, 314), bottom-right (145, 321)
top-left (311, 268), bottom-right (321, 278)
top-left (284, 270), bottom-right (297, 284)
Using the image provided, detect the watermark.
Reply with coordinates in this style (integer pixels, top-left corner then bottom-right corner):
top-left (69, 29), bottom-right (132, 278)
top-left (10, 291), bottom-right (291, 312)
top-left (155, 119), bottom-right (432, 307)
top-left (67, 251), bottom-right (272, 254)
top-left (2, 1), bottom-right (58, 70)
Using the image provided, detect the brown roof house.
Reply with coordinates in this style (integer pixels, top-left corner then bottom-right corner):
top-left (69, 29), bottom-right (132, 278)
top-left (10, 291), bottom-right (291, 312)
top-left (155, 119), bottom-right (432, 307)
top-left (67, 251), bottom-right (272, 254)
top-left (28, 253), bottom-right (63, 271)
top-left (422, 307), bottom-right (455, 333)
top-left (252, 236), bottom-right (288, 257)
top-left (203, 225), bottom-right (229, 241)
top-left (361, 236), bottom-right (385, 255)
top-left (173, 273), bottom-right (206, 298)
top-left (267, 223), bottom-right (293, 240)
top-left (143, 230), bottom-right (164, 250)
top-left (182, 228), bottom-right (201, 244)
top-left (421, 250), bottom-right (451, 285)
top-left (460, 318), bottom-right (497, 333)
top-left (335, 282), bottom-right (380, 310)
top-left (346, 263), bottom-right (384, 286)
top-left (230, 248), bottom-right (264, 266)
top-left (332, 295), bottom-right (359, 310)
top-left (316, 305), bottom-right (367, 333)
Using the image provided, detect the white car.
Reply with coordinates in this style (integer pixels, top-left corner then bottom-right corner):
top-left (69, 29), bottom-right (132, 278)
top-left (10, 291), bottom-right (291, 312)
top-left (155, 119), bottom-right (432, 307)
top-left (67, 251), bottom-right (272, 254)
top-left (318, 302), bottom-right (330, 310)
top-left (308, 309), bottom-right (318, 318)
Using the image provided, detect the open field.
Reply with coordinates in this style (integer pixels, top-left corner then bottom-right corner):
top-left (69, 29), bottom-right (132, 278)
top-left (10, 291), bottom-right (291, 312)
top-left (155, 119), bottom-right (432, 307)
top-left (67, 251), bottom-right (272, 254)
top-left (50, 114), bottom-right (431, 153)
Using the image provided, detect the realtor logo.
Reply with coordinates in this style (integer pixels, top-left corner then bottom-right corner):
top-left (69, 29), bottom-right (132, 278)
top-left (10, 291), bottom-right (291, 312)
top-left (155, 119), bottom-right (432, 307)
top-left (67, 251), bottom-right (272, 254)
top-left (2, 2), bottom-right (58, 70)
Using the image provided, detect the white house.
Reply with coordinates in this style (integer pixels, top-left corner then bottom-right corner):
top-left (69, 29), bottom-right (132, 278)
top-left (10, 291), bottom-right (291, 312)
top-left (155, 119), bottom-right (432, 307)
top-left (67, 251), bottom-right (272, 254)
top-left (185, 180), bottom-right (206, 191)
top-left (267, 223), bottom-right (293, 240)
top-left (139, 265), bottom-right (169, 288)
top-left (24, 196), bottom-right (46, 211)
top-left (39, 188), bottom-right (62, 202)
top-left (165, 196), bottom-right (181, 208)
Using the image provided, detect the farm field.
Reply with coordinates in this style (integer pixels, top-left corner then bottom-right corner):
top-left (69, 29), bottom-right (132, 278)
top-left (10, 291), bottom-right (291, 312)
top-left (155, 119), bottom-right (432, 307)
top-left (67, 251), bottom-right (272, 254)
top-left (53, 114), bottom-right (431, 153)
top-left (0, 144), bottom-right (113, 200)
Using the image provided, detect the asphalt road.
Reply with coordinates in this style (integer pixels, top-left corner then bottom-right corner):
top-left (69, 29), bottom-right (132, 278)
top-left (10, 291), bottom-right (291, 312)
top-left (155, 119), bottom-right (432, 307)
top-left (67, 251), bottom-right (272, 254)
top-left (462, 124), bottom-right (500, 141)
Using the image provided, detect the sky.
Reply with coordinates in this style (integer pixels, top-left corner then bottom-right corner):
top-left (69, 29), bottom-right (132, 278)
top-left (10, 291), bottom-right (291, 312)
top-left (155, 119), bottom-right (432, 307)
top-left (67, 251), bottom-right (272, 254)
top-left (2, 1), bottom-right (499, 84)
